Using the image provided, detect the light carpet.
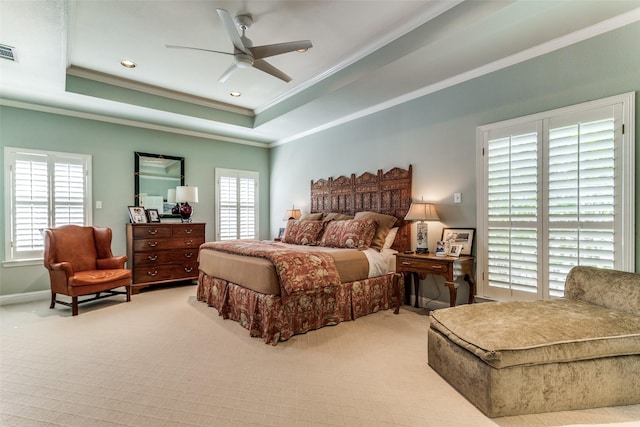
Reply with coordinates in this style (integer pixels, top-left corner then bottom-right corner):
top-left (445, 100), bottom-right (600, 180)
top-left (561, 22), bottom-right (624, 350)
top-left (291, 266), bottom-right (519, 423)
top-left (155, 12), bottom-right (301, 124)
top-left (1, 285), bottom-right (639, 427)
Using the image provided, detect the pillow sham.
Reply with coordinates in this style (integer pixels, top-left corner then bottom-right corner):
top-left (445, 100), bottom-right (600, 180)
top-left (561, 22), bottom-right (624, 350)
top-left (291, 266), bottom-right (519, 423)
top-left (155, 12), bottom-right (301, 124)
top-left (282, 220), bottom-right (324, 245)
top-left (299, 212), bottom-right (324, 221)
top-left (319, 218), bottom-right (378, 250)
top-left (383, 227), bottom-right (399, 249)
top-left (354, 211), bottom-right (397, 251)
top-left (322, 212), bottom-right (354, 222)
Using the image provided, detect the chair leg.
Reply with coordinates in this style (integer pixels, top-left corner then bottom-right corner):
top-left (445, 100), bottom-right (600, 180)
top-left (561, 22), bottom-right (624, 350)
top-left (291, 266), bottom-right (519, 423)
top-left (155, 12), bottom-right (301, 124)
top-left (50, 292), bottom-right (56, 309)
top-left (126, 285), bottom-right (131, 302)
top-left (72, 296), bottom-right (78, 316)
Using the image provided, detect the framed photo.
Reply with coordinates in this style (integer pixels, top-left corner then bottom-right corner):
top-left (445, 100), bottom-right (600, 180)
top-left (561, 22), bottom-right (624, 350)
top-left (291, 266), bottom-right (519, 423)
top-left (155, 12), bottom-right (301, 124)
top-left (128, 206), bottom-right (147, 224)
top-left (448, 244), bottom-right (463, 257)
top-left (278, 227), bottom-right (286, 239)
top-left (441, 228), bottom-right (475, 256)
top-left (435, 240), bottom-right (446, 257)
top-left (146, 208), bottom-right (161, 223)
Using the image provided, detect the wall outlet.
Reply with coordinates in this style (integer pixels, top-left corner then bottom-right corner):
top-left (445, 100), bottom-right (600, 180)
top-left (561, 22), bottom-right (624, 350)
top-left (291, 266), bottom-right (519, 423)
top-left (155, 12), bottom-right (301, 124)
top-left (454, 192), bottom-right (461, 204)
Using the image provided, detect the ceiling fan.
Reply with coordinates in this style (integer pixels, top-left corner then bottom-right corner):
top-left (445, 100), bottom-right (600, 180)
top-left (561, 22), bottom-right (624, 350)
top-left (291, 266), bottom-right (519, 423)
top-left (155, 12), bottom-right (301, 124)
top-left (166, 8), bottom-right (312, 83)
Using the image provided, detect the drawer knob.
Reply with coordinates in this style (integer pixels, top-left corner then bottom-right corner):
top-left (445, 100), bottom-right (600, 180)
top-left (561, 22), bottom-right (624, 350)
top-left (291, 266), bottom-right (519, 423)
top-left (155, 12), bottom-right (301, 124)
top-left (147, 255), bottom-right (158, 261)
top-left (147, 229), bottom-right (158, 235)
top-left (184, 267), bottom-right (193, 273)
top-left (185, 228), bottom-right (193, 234)
top-left (147, 270), bottom-right (158, 277)
top-left (148, 241), bottom-right (158, 247)
top-left (184, 252), bottom-right (194, 258)
top-left (185, 239), bottom-right (193, 245)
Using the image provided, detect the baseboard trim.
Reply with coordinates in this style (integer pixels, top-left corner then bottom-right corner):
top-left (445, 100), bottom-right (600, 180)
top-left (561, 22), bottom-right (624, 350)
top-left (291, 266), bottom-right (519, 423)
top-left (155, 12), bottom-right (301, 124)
top-left (0, 290), bottom-right (49, 306)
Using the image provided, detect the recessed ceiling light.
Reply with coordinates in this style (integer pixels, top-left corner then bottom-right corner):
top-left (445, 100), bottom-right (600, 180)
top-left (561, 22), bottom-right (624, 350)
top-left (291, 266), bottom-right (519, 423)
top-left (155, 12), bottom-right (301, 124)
top-left (296, 48), bottom-right (308, 53)
top-left (230, 91), bottom-right (241, 97)
top-left (120, 59), bottom-right (136, 68)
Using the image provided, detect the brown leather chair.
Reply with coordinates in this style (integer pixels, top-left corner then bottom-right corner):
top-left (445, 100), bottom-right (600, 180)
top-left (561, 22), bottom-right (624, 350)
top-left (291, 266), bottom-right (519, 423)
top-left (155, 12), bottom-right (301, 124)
top-left (43, 225), bottom-right (131, 316)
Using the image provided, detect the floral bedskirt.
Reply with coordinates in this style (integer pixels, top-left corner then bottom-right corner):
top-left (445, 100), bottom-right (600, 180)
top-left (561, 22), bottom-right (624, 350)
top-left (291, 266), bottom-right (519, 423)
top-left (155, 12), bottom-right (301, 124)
top-left (197, 272), bottom-right (404, 345)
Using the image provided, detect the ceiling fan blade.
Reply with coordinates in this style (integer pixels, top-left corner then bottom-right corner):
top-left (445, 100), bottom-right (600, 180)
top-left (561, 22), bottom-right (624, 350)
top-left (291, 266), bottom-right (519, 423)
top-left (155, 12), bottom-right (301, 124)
top-left (250, 40), bottom-right (312, 59)
top-left (218, 61), bottom-right (238, 83)
top-left (253, 59), bottom-right (292, 83)
top-left (216, 8), bottom-right (247, 54)
top-left (165, 45), bottom-right (234, 56)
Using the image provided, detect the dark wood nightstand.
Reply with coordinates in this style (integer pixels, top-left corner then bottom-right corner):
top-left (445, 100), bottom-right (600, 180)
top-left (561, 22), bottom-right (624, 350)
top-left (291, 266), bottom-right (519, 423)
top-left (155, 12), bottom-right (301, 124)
top-left (395, 253), bottom-right (476, 307)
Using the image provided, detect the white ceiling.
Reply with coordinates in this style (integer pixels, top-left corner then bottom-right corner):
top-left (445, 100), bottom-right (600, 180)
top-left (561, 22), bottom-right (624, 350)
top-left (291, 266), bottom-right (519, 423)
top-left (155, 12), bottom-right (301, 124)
top-left (1, 1), bottom-right (639, 146)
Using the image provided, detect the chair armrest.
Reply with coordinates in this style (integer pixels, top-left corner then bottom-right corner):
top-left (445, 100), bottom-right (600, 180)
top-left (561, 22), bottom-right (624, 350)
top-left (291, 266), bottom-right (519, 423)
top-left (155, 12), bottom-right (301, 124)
top-left (97, 256), bottom-right (128, 270)
top-left (49, 261), bottom-right (74, 276)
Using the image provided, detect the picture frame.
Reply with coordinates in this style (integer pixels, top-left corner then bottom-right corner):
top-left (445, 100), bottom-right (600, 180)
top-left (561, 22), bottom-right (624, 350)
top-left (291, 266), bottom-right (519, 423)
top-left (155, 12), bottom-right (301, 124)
top-left (435, 240), bottom-right (446, 257)
top-left (146, 208), bottom-right (161, 223)
top-left (128, 206), bottom-right (148, 224)
top-left (441, 228), bottom-right (475, 256)
top-left (278, 227), bottom-right (286, 239)
top-left (448, 244), bottom-right (463, 257)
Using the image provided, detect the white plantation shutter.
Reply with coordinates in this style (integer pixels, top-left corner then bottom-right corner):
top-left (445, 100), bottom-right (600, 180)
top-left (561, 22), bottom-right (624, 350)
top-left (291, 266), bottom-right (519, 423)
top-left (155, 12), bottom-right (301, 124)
top-left (5, 147), bottom-right (92, 262)
top-left (478, 93), bottom-right (634, 301)
top-left (215, 169), bottom-right (258, 240)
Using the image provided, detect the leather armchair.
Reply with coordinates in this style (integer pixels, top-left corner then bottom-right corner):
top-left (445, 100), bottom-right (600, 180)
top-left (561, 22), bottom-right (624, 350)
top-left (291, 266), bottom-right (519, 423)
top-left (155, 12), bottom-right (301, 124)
top-left (43, 225), bottom-right (131, 316)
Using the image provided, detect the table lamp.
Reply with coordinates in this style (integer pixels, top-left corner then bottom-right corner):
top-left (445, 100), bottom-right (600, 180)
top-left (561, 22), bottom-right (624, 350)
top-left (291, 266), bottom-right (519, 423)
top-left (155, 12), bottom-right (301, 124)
top-left (404, 200), bottom-right (440, 253)
top-left (175, 185), bottom-right (199, 222)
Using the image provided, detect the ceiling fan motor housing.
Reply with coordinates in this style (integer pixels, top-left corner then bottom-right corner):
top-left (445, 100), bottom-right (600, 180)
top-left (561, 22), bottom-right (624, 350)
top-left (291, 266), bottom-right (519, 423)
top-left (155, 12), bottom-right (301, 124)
top-left (235, 53), bottom-right (254, 68)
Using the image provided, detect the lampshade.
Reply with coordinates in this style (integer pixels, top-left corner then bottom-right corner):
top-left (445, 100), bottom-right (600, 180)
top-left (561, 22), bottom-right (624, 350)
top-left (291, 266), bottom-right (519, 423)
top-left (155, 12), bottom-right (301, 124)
top-left (283, 209), bottom-right (302, 220)
top-left (404, 202), bottom-right (440, 222)
top-left (176, 186), bottom-right (199, 203)
top-left (167, 188), bottom-right (176, 203)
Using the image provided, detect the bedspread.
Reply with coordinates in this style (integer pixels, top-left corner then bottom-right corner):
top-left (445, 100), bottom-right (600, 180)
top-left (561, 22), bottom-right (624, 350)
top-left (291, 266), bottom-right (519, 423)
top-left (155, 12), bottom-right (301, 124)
top-left (200, 240), bottom-right (341, 295)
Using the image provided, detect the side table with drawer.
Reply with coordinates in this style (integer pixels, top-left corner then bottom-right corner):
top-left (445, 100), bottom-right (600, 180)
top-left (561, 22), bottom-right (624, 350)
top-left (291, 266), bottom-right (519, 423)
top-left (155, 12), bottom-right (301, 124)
top-left (395, 253), bottom-right (475, 307)
top-left (126, 223), bottom-right (205, 292)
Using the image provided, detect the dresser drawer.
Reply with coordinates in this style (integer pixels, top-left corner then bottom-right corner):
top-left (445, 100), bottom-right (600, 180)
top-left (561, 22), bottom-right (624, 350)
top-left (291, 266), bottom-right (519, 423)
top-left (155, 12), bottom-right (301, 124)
top-left (133, 249), bottom-right (199, 266)
top-left (133, 263), bottom-right (199, 283)
top-left (397, 257), bottom-right (450, 275)
top-left (132, 226), bottom-right (172, 239)
top-left (172, 223), bottom-right (205, 237)
top-left (133, 236), bottom-right (204, 252)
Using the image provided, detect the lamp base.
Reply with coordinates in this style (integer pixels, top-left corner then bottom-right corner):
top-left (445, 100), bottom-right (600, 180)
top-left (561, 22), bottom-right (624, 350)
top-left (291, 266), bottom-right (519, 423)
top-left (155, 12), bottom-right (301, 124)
top-left (179, 202), bottom-right (193, 223)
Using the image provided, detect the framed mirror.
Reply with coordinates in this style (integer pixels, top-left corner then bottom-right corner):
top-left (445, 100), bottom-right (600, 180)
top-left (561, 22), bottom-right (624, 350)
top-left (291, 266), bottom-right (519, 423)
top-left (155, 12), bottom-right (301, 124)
top-left (134, 152), bottom-right (184, 218)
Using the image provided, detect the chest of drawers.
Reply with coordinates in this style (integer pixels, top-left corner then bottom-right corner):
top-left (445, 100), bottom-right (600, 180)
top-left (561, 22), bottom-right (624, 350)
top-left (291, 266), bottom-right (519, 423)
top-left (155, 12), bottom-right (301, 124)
top-left (126, 223), bottom-right (205, 291)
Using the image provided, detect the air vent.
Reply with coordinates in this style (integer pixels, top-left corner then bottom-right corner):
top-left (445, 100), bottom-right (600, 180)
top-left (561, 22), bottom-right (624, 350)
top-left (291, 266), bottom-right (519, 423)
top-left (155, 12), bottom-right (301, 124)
top-left (0, 44), bottom-right (16, 61)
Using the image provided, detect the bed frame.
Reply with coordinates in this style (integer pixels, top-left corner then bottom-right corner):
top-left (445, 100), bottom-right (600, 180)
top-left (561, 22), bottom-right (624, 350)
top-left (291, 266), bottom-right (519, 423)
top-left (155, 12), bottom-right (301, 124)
top-left (310, 165), bottom-right (412, 252)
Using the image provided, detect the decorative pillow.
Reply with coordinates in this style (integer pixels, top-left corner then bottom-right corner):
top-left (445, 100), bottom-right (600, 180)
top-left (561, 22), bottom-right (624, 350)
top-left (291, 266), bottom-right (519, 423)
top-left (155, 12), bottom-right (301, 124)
top-left (354, 211), bottom-right (397, 251)
top-left (323, 212), bottom-right (354, 221)
top-left (383, 227), bottom-right (399, 249)
top-left (320, 218), bottom-right (378, 250)
top-left (282, 220), bottom-right (324, 245)
top-left (299, 212), bottom-right (324, 221)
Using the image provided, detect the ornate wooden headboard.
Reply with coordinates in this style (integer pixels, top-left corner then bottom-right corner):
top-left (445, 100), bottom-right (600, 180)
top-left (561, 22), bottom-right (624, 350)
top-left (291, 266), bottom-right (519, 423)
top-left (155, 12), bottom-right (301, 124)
top-left (310, 165), bottom-right (413, 252)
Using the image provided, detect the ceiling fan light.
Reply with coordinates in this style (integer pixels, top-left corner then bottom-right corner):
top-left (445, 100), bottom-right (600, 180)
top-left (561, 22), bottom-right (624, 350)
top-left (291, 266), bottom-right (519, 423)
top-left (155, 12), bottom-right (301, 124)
top-left (236, 53), bottom-right (253, 68)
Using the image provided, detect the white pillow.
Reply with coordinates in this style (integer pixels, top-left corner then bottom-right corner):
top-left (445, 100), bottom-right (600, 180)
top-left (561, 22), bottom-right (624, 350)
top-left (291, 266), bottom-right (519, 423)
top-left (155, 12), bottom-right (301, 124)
top-left (383, 227), bottom-right (399, 249)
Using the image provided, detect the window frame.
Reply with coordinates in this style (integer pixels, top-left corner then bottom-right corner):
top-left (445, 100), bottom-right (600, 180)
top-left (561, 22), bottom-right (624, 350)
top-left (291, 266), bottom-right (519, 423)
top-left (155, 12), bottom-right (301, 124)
top-left (475, 92), bottom-right (635, 300)
top-left (214, 168), bottom-right (259, 241)
top-left (3, 147), bottom-right (92, 266)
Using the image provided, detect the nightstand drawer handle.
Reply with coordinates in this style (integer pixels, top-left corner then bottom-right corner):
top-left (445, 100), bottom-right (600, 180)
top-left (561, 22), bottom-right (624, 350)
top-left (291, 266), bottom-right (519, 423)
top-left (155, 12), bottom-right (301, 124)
top-left (184, 252), bottom-right (194, 258)
top-left (148, 241), bottom-right (158, 247)
top-left (147, 229), bottom-right (158, 235)
top-left (432, 265), bottom-right (443, 270)
top-left (184, 267), bottom-right (193, 273)
top-left (402, 262), bottom-right (412, 266)
top-left (147, 255), bottom-right (158, 261)
top-left (147, 270), bottom-right (158, 277)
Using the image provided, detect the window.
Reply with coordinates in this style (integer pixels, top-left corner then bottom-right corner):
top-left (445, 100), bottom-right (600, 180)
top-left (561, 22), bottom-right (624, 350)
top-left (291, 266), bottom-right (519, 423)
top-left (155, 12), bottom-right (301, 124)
top-left (215, 168), bottom-right (258, 240)
top-left (476, 93), bottom-right (634, 300)
top-left (4, 147), bottom-right (92, 263)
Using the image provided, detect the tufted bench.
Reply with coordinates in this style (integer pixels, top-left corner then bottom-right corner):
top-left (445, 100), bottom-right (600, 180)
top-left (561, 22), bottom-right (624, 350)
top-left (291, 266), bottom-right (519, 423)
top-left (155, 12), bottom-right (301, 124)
top-left (427, 266), bottom-right (640, 417)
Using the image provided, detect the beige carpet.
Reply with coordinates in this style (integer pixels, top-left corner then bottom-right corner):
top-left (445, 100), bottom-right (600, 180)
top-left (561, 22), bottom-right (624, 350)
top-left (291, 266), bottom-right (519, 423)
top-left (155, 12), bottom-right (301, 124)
top-left (1, 285), bottom-right (639, 427)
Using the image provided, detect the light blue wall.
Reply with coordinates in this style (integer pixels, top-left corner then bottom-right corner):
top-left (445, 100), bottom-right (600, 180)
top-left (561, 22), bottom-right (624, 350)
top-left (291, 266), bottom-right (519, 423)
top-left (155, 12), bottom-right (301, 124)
top-left (0, 107), bottom-right (270, 295)
top-left (270, 22), bottom-right (640, 306)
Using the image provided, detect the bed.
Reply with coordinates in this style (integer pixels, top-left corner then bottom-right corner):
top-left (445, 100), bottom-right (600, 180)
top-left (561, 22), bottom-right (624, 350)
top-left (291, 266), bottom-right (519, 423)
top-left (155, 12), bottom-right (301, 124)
top-left (196, 166), bottom-right (413, 344)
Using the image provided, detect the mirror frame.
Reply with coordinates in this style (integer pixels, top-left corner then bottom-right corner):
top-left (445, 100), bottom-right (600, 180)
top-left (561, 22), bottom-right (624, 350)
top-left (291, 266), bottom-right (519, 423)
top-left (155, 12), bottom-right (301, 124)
top-left (134, 152), bottom-right (185, 218)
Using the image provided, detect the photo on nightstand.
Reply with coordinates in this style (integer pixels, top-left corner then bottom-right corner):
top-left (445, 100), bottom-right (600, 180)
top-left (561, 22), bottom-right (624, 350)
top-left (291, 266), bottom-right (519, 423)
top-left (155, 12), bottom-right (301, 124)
top-left (448, 244), bottom-right (463, 257)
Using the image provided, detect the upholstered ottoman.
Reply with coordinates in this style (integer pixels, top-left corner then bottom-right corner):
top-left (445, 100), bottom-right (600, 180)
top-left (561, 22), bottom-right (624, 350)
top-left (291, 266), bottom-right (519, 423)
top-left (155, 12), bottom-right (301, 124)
top-left (427, 266), bottom-right (640, 417)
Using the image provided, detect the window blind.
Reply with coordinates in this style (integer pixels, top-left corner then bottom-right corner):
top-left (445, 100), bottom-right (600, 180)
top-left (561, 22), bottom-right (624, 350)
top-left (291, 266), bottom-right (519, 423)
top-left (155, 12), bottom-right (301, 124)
top-left (215, 169), bottom-right (258, 240)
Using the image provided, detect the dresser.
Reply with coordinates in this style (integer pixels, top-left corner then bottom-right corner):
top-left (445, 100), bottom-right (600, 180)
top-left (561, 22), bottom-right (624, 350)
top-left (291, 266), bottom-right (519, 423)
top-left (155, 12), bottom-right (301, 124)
top-left (126, 223), bottom-right (205, 292)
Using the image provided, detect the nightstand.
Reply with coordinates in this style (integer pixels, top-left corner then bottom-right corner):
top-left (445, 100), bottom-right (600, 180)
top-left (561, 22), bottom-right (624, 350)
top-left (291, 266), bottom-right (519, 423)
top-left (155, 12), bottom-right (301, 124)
top-left (395, 253), bottom-right (475, 307)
